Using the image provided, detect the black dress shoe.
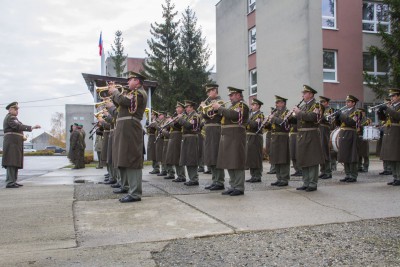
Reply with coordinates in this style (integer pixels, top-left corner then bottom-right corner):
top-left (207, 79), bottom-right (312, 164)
top-left (184, 181), bottom-right (199, 186)
top-left (251, 179), bottom-right (261, 183)
top-left (157, 172), bottom-right (167, 176)
top-left (346, 178), bottom-right (357, 183)
top-left (119, 195), bottom-right (141, 203)
top-left (96, 167), bottom-right (103, 169)
top-left (320, 174), bottom-right (332, 179)
top-left (318, 173), bottom-right (325, 178)
top-left (379, 171), bottom-right (392, 175)
top-left (172, 177), bottom-right (186, 182)
top-left (340, 177), bottom-right (349, 182)
top-left (387, 181), bottom-right (394, 185)
top-left (104, 178), bottom-right (109, 182)
top-left (209, 184), bottom-right (225, 191)
top-left (204, 170), bottom-right (212, 174)
top-left (245, 177), bottom-right (255, 182)
top-left (392, 180), bottom-right (400, 186)
top-left (205, 183), bottom-right (216, 190)
top-left (305, 187), bottom-right (317, 192)
top-left (113, 188), bottom-right (128, 194)
top-left (230, 189), bottom-right (244, 196)
top-left (149, 170), bottom-right (160, 174)
top-left (296, 186), bottom-right (308, 190)
top-left (15, 182), bottom-right (23, 186)
top-left (104, 174), bottom-right (110, 177)
top-left (104, 180), bottom-right (117, 185)
top-left (6, 183), bottom-right (19, 188)
top-left (270, 181), bottom-right (280, 186)
top-left (277, 182), bottom-right (288, 187)
top-left (267, 171), bottom-right (276, 174)
top-left (291, 171), bottom-right (303, 177)
top-left (222, 189), bottom-right (234, 195)
top-left (164, 175), bottom-right (175, 179)
top-left (111, 183), bottom-right (121, 188)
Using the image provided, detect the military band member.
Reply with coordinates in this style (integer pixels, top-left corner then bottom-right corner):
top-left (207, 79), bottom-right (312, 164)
top-left (108, 71), bottom-right (148, 203)
top-left (94, 127), bottom-right (103, 169)
top-left (200, 84), bottom-right (226, 190)
top-left (318, 96), bottom-right (334, 179)
top-left (212, 87), bottom-right (250, 196)
top-left (293, 85), bottom-right (324, 192)
top-left (177, 100), bottom-right (200, 186)
top-left (155, 111), bottom-right (167, 176)
top-left (162, 113), bottom-right (176, 179)
top-left (377, 101), bottom-right (392, 176)
top-left (289, 121), bottom-right (302, 177)
top-left (166, 102), bottom-right (186, 182)
top-left (245, 99), bottom-right (265, 183)
top-left (265, 108), bottom-right (276, 175)
top-left (104, 102), bottom-right (120, 186)
top-left (97, 113), bottom-right (111, 180)
top-left (378, 88), bottom-right (400, 186)
top-left (357, 108), bottom-right (372, 173)
top-left (268, 96), bottom-right (291, 186)
top-left (2, 102), bottom-right (41, 188)
top-left (147, 110), bottom-right (160, 174)
top-left (336, 95), bottom-right (361, 183)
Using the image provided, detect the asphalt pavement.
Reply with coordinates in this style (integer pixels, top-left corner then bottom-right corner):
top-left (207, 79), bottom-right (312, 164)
top-left (0, 158), bottom-right (399, 266)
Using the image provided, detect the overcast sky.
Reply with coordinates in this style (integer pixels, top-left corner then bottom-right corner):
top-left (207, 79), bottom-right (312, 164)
top-left (0, 0), bottom-right (220, 138)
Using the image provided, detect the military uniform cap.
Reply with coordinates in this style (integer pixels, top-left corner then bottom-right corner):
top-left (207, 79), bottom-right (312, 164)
top-left (346, 95), bottom-right (359, 102)
top-left (176, 101), bottom-right (185, 108)
top-left (319, 96), bottom-right (331, 102)
top-left (73, 122), bottom-right (79, 126)
top-left (388, 88), bottom-right (400, 96)
top-left (251, 98), bottom-right (263, 106)
top-left (302, 85), bottom-right (318, 94)
top-left (128, 71), bottom-right (147, 81)
top-left (184, 100), bottom-right (196, 107)
top-left (151, 110), bottom-right (159, 116)
top-left (274, 95), bottom-right (287, 103)
top-left (205, 83), bottom-right (219, 92)
top-left (227, 86), bottom-right (244, 95)
top-left (6, 101), bottom-right (18, 110)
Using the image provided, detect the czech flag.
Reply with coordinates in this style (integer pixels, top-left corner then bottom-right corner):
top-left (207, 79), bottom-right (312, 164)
top-left (98, 32), bottom-right (103, 56)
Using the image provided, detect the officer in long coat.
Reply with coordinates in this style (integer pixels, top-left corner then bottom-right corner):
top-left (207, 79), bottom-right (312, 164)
top-left (147, 111), bottom-right (160, 174)
top-left (336, 95), bottom-right (361, 183)
top-left (177, 100), bottom-right (200, 186)
top-left (2, 102), bottom-right (40, 188)
top-left (245, 99), bottom-right (265, 183)
top-left (94, 126), bottom-right (103, 169)
top-left (166, 102), bottom-right (186, 182)
top-left (69, 123), bottom-right (82, 169)
top-left (162, 113), bottom-right (175, 179)
top-left (155, 112), bottom-right (167, 176)
top-left (357, 108), bottom-right (372, 173)
top-left (378, 88), bottom-right (400, 186)
top-left (97, 114), bottom-right (111, 181)
top-left (200, 84), bottom-right (226, 190)
top-left (318, 96), bottom-right (334, 179)
top-left (292, 85), bottom-right (324, 192)
top-left (108, 71), bottom-right (147, 203)
top-left (268, 96), bottom-right (291, 187)
top-left (212, 87), bottom-right (250, 196)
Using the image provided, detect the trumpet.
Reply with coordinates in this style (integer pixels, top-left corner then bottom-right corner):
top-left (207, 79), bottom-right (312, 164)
top-left (96, 84), bottom-right (128, 91)
top-left (368, 101), bottom-right (391, 113)
top-left (94, 100), bottom-right (111, 109)
top-left (203, 100), bottom-right (230, 118)
top-left (197, 96), bottom-right (211, 112)
top-left (325, 105), bottom-right (350, 120)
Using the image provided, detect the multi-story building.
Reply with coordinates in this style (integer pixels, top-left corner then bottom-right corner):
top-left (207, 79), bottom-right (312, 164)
top-left (216, 0), bottom-right (389, 112)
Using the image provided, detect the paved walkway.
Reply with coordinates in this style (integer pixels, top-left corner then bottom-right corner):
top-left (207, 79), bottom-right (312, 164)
top-left (0, 159), bottom-right (399, 266)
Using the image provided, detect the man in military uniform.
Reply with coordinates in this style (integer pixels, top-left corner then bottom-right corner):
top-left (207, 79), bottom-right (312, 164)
top-left (178, 100), bottom-right (200, 186)
top-left (200, 84), bottom-right (226, 190)
top-left (318, 96), bottom-right (334, 179)
top-left (268, 96), bottom-right (291, 187)
top-left (108, 71), bottom-right (147, 203)
top-left (357, 108), bottom-right (372, 173)
top-left (336, 95), bottom-right (361, 183)
top-left (265, 107), bottom-right (276, 175)
top-left (289, 119), bottom-right (302, 177)
top-left (155, 111), bottom-right (167, 176)
top-left (147, 110), bottom-right (160, 174)
top-left (75, 124), bottom-right (86, 169)
top-left (94, 126), bottom-right (103, 169)
top-left (245, 99), bottom-right (265, 183)
top-left (293, 85), bottom-right (324, 192)
top-left (69, 123), bottom-right (83, 169)
top-left (166, 102), bottom-right (186, 182)
top-left (378, 88), bottom-right (400, 186)
top-left (2, 102), bottom-right (41, 188)
top-left (212, 87), bottom-right (250, 196)
top-left (377, 99), bottom-right (392, 175)
top-left (162, 113), bottom-right (176, 179)
top-left (97, 112), bottom-right (112, 181)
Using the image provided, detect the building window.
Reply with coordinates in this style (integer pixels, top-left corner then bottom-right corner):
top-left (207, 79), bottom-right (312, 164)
top-left (362, 2), bottom-right (390, 33)
top-left (249, 69), bottom-right (257, 95)
top-left (73, 117), bottom-right (78, 120)
top-left (363, 53), bottom-right (389, 81)
top-left (80, 117), bottom-right (84, 120)
top-left (248, 27), bottom-right (256, 54)
top-left (323, 50), bottom-right (337, 82)
top-left (248, 0), bottom-right (256, 13)
top-left (322, 0), bottom-right (336, 29)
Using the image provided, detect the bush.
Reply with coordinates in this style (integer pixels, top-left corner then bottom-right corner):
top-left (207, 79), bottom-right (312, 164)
top-left (24, 150), bottom-right (54, 156)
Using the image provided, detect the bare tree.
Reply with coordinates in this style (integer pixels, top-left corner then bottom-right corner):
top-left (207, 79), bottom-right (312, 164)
top-left (50, 112), bottom-right (66, 147)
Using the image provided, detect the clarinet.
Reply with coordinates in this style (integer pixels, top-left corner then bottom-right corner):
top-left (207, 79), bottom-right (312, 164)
top-left (255, 108), bottom-right (277, 134)
top-left (279, 99), bottom-right (304, 126)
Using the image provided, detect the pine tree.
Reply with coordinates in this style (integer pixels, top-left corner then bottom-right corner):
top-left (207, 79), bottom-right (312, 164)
top-left (143, 0), bottom-right (180, 111)
top-left (175, 6), bottom-right (212, 105)
top-left (108, 30), bottom-right (127, 77)
top-left (364, 0), bottom-right (400, 99)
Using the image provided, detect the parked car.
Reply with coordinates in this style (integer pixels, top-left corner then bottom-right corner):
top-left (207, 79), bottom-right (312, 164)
top-left (24, 148), bottom-right (37, 153)
top-left (45, 146), bottom-right (66, 154)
